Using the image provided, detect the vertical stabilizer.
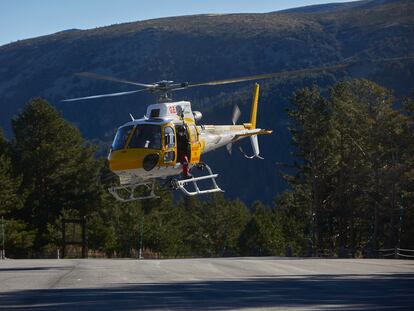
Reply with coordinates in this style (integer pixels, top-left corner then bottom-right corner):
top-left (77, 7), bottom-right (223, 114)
top-left (244, 83), bottom-right (260, 129)
top-left (250, 83), bottom-right (260, 129)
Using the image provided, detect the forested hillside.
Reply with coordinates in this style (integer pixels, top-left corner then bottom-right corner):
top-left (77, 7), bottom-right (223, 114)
top-left (0, 0), bottom-right (413, 204)
top-left (1, 79), bottom-right (412, 259)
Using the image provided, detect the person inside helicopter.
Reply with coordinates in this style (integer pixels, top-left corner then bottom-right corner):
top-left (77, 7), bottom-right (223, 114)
top-left (175, 124), bottom-right (190, 164)
top-left (128, 124), bottom-right (162, 149)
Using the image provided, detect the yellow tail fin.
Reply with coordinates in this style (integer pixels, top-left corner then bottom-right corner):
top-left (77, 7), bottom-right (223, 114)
top-left (244, 83), bottom-right (260, 129)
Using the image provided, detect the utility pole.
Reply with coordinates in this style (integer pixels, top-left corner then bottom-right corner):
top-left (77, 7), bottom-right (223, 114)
top-left (1, 216), bottom-right (5, 260)
top-left (398, 194), bottom-right (404, 249)
top-left (311, 169), bottom-right (319, 257)
top-left (138, 214), bottom-right (144, 259)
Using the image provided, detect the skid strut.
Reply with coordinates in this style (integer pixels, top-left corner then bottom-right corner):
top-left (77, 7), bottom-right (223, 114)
top-left (109, 179), bottom-right (159, 202)
top-left (174, 163), bottom-right (223, 196)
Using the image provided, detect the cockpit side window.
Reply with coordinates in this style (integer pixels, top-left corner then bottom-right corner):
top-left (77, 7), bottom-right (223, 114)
top-left (111, 125), bottom-right (134, 151)
top-left (128, 124), bottom-right (162, 149)
top-left (164, 126), bottom-right (175, 148)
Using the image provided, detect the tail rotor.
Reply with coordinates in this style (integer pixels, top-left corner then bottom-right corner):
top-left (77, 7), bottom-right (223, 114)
top-left (226, 104), bottom-right (241, 155)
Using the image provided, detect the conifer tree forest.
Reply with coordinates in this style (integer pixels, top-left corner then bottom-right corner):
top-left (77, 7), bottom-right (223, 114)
top-left (0, 79), bottom-right (413, 258)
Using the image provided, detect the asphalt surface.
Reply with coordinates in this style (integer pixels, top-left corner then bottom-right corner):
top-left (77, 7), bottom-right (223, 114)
top-left (0, 257), bottom-right (413, 310)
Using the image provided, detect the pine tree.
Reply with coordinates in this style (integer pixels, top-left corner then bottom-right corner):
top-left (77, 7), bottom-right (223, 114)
top-left (194, 194), bottom-right (249, 257)
top-left (274, 191), bottom-right (309, 256)
top-left (0, 129), bottom-right (35, 258)
top-left (284, 85), bottom-right (337, 254)
top-left (239, 201), bottom-right (284, 256)
top-left (144, 193), bottom-right (186, 258)
top-left (12, 98), bottom-right (101, 253)
top-left (0, 129), bottom-right (22, 215)
top-left (329, 80), bottom-right (409, 252)
top-left (280, 80), bottom-right (413, 256)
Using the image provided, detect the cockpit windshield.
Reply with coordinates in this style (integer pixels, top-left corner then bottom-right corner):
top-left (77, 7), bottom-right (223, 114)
top-left (128, 124), bottom-right (162, 149)
top-left (111, 125), bottom-right (134, 151)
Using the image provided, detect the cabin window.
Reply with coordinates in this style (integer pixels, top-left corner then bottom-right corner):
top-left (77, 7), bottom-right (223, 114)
top-left (111, 125), bottom-right (134, 150)
top-left (164, 126), bottom-right (175, 148)
top-left (150, 109), bottom-right (160, 118)
top-left (188, 124), bottom-right (198, 142)
top-left (128, 124), bottom-right (162, 149)
top-left (164, 151), bottom-right (175, 163)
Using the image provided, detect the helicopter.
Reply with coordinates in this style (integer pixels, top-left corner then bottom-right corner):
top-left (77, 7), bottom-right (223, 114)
top-left (62, 64), bottom-right (349, 202)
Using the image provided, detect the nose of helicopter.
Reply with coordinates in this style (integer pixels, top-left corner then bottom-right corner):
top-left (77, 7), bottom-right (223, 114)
top-left (108, 149), bottom-right (160, 172)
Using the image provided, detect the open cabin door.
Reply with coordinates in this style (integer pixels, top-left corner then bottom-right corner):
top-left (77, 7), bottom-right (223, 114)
top-left (163, 125), bottom-right (177, 166)
top-left (188, 124), bottom-right (201, 164)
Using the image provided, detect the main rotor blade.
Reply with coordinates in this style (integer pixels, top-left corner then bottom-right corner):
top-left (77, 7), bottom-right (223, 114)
top-left (188, 63), bottom-right (350, 88)
top-left (61, 89), bottom-right (146, 102)
top-left (75, 72), bottom-right (154, 88)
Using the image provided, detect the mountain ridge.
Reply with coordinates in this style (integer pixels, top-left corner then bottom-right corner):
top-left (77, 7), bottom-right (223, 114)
top-left (277, 0), bottom-right (396, 14)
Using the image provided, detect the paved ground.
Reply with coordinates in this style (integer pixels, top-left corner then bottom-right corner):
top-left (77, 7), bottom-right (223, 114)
top-left (0, 258), bottom-right (413, 310)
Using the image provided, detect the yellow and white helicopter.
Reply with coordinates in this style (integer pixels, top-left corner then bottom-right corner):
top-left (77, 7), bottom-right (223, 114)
top-left (62, 65), bottom-right (346, 201)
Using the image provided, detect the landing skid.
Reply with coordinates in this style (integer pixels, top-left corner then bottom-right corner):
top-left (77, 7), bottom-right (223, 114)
top-left (172, 163), bottom-right (223, 196)
top-left (109, 164), bottom-right (223, 202)
top-left (108, 180), bottom-right (159, 202)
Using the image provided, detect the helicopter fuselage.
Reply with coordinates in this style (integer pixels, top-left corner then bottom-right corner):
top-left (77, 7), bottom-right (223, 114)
top-left (108, 100), bottom-right (251, 185)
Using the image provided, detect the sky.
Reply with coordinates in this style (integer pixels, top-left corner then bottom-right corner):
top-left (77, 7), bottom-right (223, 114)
top-left (0, 0), bottom-right (358, 47)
